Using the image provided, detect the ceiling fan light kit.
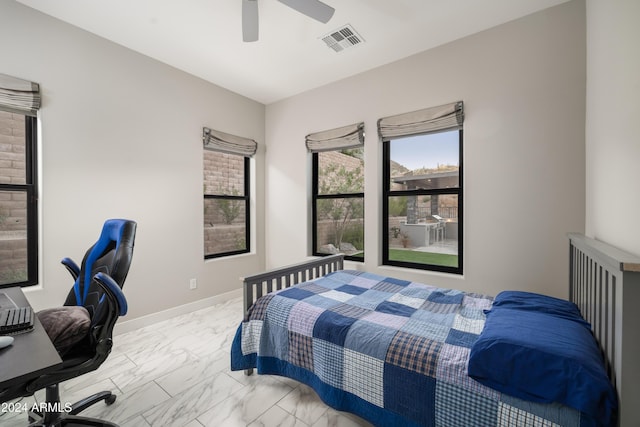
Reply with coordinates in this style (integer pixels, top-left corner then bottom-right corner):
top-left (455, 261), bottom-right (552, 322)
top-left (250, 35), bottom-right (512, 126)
top-left (242, 0), bottom-right (335, 42)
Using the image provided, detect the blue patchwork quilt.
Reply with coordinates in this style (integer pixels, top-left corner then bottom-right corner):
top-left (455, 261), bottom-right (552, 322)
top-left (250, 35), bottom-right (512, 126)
top-left (231, 270), bottom-right (593, 427)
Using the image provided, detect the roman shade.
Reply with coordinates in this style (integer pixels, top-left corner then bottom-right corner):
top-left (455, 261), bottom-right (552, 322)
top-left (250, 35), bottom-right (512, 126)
top-left (305, 122), bottom-right (364, 153)
top-left (377, 101), bottom-right (463, 140)
top-left (202, 127), bottom-right (257, 157)
top-left (0, 73), bottom-right (41, 116)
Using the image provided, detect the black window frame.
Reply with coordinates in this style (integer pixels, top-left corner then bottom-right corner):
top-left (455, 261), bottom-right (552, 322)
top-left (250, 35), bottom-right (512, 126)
top-left (204, 155), bottom-right (251, 259)
top-left (311, 151), bottom-right (365, 262)
top-left (382, 129), bottom-right (463, 274)
top-left (0, 114), bottom-right (38, 288)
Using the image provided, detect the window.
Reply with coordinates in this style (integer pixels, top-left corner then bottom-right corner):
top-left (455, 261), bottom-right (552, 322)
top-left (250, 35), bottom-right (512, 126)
top-left (307, 122), bottom-right (365, 261)
top-left (0, 110), bottom-right (38, 288)
top-left (312, 147), bottom-right (364, 260)
top-left (202, 127), bottom-right (255, 259)
top-left (380, 102), bottom-right (464, 274)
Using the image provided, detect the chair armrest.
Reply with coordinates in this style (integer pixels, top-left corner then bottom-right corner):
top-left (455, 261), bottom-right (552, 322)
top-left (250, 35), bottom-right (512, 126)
top-left (61, 257), bottom-right (80, 281)
top-left (93, 272), bottom-right (128, 316)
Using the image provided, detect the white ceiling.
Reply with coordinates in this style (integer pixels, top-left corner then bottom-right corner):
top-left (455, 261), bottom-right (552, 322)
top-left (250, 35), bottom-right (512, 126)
top-left (17, 0), bottom-right (570, 105)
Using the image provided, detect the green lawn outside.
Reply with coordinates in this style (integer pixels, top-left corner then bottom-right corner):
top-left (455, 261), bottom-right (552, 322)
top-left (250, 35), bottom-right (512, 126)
top-left (341, 249), bottom-right (457, 268)
top-left (389, 248), bottom-right (458, 267)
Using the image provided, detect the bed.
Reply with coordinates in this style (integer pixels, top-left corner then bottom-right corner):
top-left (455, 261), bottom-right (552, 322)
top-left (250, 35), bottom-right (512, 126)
top-left (230, 234), bottom-right (640, 426)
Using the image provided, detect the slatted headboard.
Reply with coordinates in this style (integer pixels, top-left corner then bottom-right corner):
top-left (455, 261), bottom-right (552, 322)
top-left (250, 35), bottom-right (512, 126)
top-left (568, 233), bottom-right (640, 427)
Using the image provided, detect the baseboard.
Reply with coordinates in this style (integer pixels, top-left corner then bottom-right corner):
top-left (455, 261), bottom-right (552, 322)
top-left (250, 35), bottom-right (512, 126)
top-left (113, 288), bottom-right (242, 336)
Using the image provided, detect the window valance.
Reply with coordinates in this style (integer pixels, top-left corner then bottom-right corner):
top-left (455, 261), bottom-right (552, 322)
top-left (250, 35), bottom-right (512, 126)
top-left (0, 73), bottom-right (41, 117)
top-left (202, 127), bottom-right (257, 157)
top-left (377, 101), bottom-right (463, 140)
top-left (305, 122), bottom-right (364, 153)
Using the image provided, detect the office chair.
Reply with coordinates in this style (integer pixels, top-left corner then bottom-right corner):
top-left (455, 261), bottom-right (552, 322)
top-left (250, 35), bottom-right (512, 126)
top-left (20, 219), bottom-right (136, 426)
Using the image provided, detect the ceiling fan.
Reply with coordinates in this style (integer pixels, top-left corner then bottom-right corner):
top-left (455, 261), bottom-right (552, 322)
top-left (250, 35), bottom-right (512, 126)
top-left (242, 0), bottom-right (335, 42)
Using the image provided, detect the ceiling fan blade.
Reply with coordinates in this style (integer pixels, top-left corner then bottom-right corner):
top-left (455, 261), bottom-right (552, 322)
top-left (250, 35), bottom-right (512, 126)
top-left (277, 0), bottom-right (335, 24)
top-left (242, 0), bottom-right (259, 42)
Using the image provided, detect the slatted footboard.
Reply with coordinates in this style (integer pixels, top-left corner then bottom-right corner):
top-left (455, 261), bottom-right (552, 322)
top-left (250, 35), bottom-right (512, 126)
top-left (240, 254), bottom-right (344, 376)
top-left (568, 233), bottom-right (640, 427)
top-left (241, 254), bottom-right (344, 319)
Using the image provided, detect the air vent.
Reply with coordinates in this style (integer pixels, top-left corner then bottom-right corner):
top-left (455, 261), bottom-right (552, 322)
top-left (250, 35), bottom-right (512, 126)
top-left (321, 24), bottom-right (364, 53)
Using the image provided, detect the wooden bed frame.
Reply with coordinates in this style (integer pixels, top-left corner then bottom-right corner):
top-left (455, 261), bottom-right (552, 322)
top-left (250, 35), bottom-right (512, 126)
top-left (242, 235), bottom-right (639, 426)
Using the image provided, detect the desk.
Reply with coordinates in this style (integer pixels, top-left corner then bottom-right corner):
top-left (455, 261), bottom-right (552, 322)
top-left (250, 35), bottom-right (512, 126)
top-left (0, 287), bottom-right (62, 401)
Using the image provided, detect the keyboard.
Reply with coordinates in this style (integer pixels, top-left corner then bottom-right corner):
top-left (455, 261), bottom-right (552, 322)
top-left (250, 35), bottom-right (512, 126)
top-left (0, 306), bottom-right (34, 335)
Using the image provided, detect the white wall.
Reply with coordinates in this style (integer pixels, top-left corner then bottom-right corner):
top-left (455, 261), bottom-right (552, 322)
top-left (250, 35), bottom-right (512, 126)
top-left (585, 0), bottom-right (640, 257)
top-left (0, 0), bottom-right (594, 322)
top-left (265, 0), bottom-right (586, 298)
top-left (1, 1), bottom-right (265, 319)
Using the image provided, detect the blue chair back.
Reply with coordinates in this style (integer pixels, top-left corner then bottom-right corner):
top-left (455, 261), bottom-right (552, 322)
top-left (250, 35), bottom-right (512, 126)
top-left (64, 219), bottom-right (136, 327)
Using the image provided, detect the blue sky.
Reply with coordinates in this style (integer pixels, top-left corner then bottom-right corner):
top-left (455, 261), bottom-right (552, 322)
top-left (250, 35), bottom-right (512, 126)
top-left (390, 130), bottom-right (459, 170)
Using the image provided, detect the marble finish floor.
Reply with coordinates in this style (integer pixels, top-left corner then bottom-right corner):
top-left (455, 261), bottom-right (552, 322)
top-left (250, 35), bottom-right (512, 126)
top-left (1, 297), bottom-right (372, 427)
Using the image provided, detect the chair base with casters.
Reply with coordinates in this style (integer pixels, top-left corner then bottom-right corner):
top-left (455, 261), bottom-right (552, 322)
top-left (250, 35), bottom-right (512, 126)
top-left (27, 383), bottom-right (118, 427)
top-left (22, 331), bottom-right (120, 427)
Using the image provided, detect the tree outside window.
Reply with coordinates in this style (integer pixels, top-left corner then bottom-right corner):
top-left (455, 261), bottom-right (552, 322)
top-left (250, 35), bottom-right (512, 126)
top-left (313, 148), bottom-right (364, 260)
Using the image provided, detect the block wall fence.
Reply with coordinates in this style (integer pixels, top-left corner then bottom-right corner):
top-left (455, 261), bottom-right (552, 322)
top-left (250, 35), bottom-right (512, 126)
top-left (0, 111), bottom-right (28, 280)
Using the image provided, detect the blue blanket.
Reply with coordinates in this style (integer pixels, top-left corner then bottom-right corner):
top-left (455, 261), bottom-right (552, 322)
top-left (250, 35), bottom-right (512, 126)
top-left (231, 270), bottom-right (595, 426)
